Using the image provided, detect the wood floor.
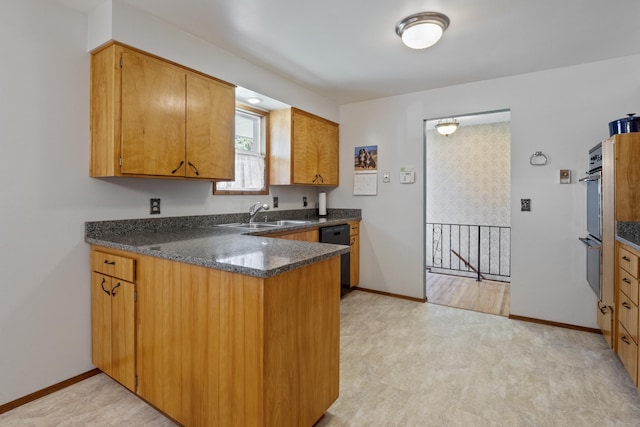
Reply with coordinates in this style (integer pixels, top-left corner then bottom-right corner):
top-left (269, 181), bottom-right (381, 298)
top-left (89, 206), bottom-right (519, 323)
top-left (426, 271), bottom-right (510, 316)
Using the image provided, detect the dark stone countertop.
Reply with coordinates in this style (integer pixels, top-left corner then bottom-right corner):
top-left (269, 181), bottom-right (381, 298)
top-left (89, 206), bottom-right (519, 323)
top-left (85, 209), bottom-right (360, 278)
top-left (617, 222), bottom-right (640, 252)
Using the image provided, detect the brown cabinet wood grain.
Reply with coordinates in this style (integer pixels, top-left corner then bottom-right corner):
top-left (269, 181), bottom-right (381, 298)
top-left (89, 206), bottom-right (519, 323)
top-left (90, 42), bottom-right (235, 180)
top-left (349, 221), bottom-right (360, 287)
top-left (90, 254), bottom-right (136, 392)
top-left (616, 242), bottom-right (640, 389)
top-left (91, 244), bottom-right (340, 426)
top-left (270, 108), bottom-right (339, 186)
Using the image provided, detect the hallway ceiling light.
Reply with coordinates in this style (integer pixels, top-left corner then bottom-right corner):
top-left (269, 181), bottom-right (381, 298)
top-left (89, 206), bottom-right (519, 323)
top-left (435, 119), bottom-right (459, 136)
top-left (395, 12), bottom-right (450, 50)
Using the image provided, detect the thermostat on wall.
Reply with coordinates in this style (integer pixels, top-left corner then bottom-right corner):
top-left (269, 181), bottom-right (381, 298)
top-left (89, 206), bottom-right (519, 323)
top-left (400, 171), bottom-right (415, 184)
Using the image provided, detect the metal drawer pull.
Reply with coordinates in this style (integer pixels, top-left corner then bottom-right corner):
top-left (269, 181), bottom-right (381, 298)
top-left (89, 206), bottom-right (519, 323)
top-left (622, 301), bottom-right (632, 310)
top-left (623, 278), bottom-right (632, 284)
top-left (100, 278), bottom-right (111, 296)
top-left (104, 260), bottom-right (116, 265)
top-left (187, 162), bottom-right (200, 176)
top-left (111, 282), bottom-right (121, 296)
top-left (623, 256), bottom-right (631, 262)
top-left (622, 335), bottom-right (631, 345)
top-left (171, 160), bottom-right (185, 174)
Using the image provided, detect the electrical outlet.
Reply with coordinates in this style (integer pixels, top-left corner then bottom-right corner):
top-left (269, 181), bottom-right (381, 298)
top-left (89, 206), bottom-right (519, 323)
top-left (303, 196), bottom-right (308, 207)
top-left (520, 198), bottom-right (531, 212)
top-left (150, 198), bottom-right (161, 215)
top-left (273, 196), bottom-right (279, 208)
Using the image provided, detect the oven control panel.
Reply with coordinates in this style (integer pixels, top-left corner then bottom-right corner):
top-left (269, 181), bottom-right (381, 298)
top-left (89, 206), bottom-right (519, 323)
top-left (588, 143), bottom-right (602, 173)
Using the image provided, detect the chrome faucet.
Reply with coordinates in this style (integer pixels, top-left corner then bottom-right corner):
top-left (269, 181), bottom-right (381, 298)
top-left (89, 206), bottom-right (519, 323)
top-left (249, 202), bottom-right (270, 223)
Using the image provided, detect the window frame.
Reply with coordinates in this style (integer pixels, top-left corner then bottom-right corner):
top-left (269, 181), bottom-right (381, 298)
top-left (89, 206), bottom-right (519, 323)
top-left (213, 103), bottom-right (270, 195)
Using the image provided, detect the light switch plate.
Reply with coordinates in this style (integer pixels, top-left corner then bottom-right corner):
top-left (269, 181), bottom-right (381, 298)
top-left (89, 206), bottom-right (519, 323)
top-left (383, 172), bottom-right (390, 183)
top-left (560, 169), bottom-right (570, 184)
top-left (521, 198), bottom-right (531, 212)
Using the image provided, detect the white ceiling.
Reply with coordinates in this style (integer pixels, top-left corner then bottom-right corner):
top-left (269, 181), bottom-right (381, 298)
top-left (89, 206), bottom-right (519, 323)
top-left (57, 0), bottom-right (640, 105)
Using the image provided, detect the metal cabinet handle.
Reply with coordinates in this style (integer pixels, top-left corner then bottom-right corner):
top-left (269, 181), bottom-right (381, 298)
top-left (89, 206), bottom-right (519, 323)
top-left (623, 277), bottom-right (632, 284)
top-left (622, 335), bottom-right (631, 345)
top-left (312, 174), bottom-right (319, 183)
top-left (622, 301), bottom-right (632, 310)
top-left (187, 162), bottom-right (200, 176)
top-left (597, 301), bottom-right (608, 314)
top-left (104, 260), bottom-right (116, 265)
top-left (623, 256), bottom-right (631, 262)
top-left (171, 160), bottom-right (185, 174)
top-left (100, 278), bottom-right (111, 296)
top-left (111, 282), bottom-right (121, 296)
top-left (351, 237), bottom-right (356, 245)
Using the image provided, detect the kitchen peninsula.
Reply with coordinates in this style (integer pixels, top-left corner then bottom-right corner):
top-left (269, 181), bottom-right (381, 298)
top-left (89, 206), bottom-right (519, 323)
top-left (85, 210), bottom-right (360, 426)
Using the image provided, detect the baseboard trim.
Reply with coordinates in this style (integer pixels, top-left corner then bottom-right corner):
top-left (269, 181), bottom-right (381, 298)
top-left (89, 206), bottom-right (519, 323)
top-left (0, 368), bottom-right (101, 415)
top-left (354, 287), bottom-right (427, 303)
top-left (509, 314), bottom-right (602, 334)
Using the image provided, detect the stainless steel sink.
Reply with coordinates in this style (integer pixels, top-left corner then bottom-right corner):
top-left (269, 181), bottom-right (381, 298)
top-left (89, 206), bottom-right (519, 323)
top-left (218, 222), bottom-right (282, 230)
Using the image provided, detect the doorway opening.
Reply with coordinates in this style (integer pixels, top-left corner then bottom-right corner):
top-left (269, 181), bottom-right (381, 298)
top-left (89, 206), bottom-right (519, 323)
top-left (424, 110), bottom-right (511, 316)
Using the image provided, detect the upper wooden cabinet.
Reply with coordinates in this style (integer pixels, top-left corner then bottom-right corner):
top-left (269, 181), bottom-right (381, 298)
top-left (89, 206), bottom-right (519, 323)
top-left (270, 108), bottom-right (339, 186)
top-left (90, 42), bottom-right (235, 180)
top-left (612, 133), bottom-right (640, 221)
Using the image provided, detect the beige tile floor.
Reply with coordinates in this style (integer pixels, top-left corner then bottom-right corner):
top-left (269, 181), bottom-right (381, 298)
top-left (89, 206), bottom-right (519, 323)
top-left (3, 290), bottom-right (640, 426)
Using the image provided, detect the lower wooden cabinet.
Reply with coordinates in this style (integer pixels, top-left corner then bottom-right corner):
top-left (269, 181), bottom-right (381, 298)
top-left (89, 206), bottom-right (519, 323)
top-left (616, 242), bottom-right (640, 388)
top-left (265, 228), bottom-right (319, 242)
top-left (90, 251), bottom-right (136, 391)
top-left (349, 221), bottom-right (360, 287)
top-left (91, 244), bottom-right (340, 426)
top-left (618, 322), bottom-right (638, 385)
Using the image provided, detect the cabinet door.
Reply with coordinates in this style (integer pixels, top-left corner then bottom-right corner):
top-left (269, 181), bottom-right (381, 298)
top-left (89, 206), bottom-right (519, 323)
top-left (120, 49), bottom-right (186, 176)
top-left (110, 279), bottom-right (136, 391)
top-left (91, 273), bottom-right (112, 374)
top-left (350, 234), bottom-right (360, 287)
top-left (292, 112), bottom-right (321, 184)
top-left (271, 228), bottom-right (319, 242)
top-left (317, 121), bottom-right (339, 186)
top-left (186, 73), bottom-right (235, 179)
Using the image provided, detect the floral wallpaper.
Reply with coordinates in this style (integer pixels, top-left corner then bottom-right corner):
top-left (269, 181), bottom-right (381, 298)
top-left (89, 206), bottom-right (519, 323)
top-left (426, 122), bottom-right (511, 226)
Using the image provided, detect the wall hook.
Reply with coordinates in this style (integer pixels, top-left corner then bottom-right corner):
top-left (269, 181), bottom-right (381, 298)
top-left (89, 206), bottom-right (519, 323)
top-left (530, 151), bottom-right (548, 166)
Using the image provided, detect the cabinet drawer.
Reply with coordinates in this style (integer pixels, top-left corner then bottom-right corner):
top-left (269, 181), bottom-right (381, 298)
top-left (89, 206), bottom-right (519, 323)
top-left (349, 221), bottom-right (359, 236)
top-left (619, 247), bottom-right (639, 277)
top-left (619, 290), bottom-right (638, 344)
top-left (618, 322), bottom-right (638, 386)
top-left (91, 251), bottom-right (135, 282)
top-left (620, 268), bottom-right (639, 305)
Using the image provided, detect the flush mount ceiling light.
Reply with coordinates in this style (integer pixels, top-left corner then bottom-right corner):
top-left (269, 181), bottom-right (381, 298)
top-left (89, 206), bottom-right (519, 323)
top-left (435, 119), bottom-right (459, 136)
top-left (395, 12), bottom-right (450, 49)
top-left (246, 97), bottom-right (262, 105)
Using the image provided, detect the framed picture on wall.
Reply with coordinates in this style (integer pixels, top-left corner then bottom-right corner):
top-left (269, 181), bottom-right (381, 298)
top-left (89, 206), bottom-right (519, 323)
top-left (354, 145), bottom-right (377, 171)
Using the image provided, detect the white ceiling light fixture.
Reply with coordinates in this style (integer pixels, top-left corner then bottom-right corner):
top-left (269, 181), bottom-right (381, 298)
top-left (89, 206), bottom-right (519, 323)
top-left (246, 97), bottom-right (262, 105)
top-left (395, 12), bottom-right (450, 50)
top-left (435, 119), bottom-right (459, 136)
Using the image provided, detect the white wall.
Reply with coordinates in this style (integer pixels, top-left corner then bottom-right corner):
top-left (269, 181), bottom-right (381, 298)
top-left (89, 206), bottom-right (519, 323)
top-left (0, 0), bottom-right (337, 406)
top-left (332, 55), bottom-right (640, 328)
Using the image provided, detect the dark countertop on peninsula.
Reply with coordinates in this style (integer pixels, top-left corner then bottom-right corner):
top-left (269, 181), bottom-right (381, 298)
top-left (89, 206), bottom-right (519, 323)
top-left (85, 209), bottom-right (360, 278)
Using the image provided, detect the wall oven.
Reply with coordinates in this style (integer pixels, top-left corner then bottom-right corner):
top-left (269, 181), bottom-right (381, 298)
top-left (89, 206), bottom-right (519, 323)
top-left (579, 143), bottom-right (602, 298)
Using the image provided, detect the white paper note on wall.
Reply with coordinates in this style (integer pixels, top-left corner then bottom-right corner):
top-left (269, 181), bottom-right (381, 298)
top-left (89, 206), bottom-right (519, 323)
top-left (354, 171), bottom-right (377, 195)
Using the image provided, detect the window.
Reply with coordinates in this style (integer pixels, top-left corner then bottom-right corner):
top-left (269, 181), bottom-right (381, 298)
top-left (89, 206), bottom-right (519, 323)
top-left (214, 105), bottom-right (269, 194)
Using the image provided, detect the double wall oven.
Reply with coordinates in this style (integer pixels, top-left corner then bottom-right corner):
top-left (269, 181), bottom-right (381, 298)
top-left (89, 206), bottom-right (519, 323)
top-left (579, 143), bottom-right (603, 298)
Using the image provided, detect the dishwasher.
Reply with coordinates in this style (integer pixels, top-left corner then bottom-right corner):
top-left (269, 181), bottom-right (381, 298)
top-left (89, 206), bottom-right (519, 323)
top-left (320, 224), bottom-right (351, 295)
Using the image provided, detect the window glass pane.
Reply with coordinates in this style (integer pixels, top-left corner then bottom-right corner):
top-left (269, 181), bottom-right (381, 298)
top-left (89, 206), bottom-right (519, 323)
top-left (235, 111), bottom-right (260, 153)
top-left (215, 107), bottom-right (267, 193)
